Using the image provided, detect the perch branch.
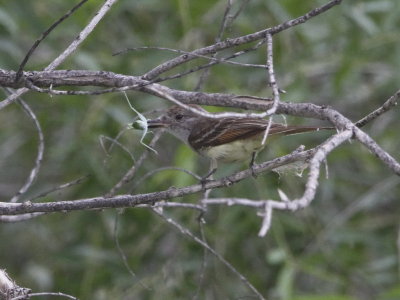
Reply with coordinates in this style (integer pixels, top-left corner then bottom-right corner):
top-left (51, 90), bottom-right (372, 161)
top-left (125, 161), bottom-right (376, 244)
top-left (0, 147), bottom-right (322, 216)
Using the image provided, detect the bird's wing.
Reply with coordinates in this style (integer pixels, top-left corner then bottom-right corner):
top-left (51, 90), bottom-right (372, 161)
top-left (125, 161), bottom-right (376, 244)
top-left (189, 118), bottom-right (268, 148)
top-left (189, 117), bottom-right (330, 149)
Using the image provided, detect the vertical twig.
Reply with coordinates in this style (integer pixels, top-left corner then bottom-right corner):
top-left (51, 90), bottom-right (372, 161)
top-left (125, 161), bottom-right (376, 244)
top-left (10, 99), bottom-right (44, 203)
top-left (191, 222), bottom-right (209, 300)
top-left (152, 208), bottom-right (266, 300)
top-left (113, 212), bottom-right (150, 290)
top-left (195, 0), bottom-right (232, 91)
top-left (264, 33), bottom-right (280, 116)
top-left (106, 130), bottom-right (164, 197)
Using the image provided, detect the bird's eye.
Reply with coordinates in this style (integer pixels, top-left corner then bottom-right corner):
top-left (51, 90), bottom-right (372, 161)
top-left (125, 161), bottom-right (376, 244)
top-left (175, 114), bottom-right (183, 121)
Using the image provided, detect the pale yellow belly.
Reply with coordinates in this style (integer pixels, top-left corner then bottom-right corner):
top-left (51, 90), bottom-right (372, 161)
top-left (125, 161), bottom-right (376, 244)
top-left (201, 138), bottom-right (265, 163)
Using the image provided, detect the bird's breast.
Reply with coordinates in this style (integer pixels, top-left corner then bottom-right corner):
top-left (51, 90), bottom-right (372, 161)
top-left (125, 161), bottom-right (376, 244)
top-left (199, 138), bottom-right (265, 163)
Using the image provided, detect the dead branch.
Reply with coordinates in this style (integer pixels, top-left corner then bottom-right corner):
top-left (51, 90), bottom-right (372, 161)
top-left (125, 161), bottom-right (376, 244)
top-left (0, 0), bottom-right (118, 111)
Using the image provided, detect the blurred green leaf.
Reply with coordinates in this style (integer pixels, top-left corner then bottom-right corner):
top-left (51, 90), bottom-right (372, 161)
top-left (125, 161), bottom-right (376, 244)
top-left (0, 8), bottom-right (17, 34)
top-left (277, 263), bottom-right (295, 300)
top-left (293, 295), bottom-right (356, 300)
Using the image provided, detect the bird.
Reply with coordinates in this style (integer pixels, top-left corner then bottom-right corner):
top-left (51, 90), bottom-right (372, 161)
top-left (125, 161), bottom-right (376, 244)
top-left (144, 104), bottom-right (331, 174)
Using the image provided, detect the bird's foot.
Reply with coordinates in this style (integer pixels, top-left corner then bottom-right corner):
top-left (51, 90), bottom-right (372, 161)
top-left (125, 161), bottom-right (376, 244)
top-left (249, 152), bottom-right (258, 178)
top-left (200, 168), bottom-right (216, 188)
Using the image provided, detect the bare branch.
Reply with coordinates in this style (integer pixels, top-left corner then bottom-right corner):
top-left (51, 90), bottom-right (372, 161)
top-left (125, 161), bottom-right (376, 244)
top-left (258, 202), bottom-right (273, 237)
top-left (154, 39), bottom-right (267, 84)
top-left (0, 0), bottom-right (118, 111)
top-left (15, 0), bottom-right (89, 81)
top-left (353, 127), bottom-right (400, 175)
top-left (44, 0), bottom-right (119, 71)
top-left (138, 202), bottom-right (204, 211)
top-left (143, 0), bottom-right (342, 80)
top-left (288, 130), bottom-right (353, 210)
top-left (195, 0), bottom-right (233, 90)
top-left (217, 0), bottom-right (233, 41)
top-left (0, 68), bottom-right (302, 113)
top-left (8, 69), bottom-right (397, 128)
top-left (0, 146), bottom-right (320, 216)
top-left (202, 130), bottom-right (354, 237)
top-left (0, 269), bottom-right (31, 300)
top-left (355, 89), bottom-right (400, 128)
top-left (264, 33), bottom-right (280, 116)
top-left (22, 292), bottom-right (77, 300)
top-left (114, 46), bottom-right (266, 69)
top-left (203, 197), bottom-right (267, 208)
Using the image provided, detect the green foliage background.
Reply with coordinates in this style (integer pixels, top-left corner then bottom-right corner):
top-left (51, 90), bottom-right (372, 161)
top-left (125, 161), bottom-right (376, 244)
top-left (1, 1), bottom-right (400, 299)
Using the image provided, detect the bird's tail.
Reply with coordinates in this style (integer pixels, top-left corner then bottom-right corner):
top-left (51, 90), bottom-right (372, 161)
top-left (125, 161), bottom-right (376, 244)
top-left (269, 125), bottom-right (334, 136)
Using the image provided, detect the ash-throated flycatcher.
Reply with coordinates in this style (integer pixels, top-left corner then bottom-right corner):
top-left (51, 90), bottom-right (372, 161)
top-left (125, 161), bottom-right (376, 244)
top-left (145, 105), bottom-right (331, 170)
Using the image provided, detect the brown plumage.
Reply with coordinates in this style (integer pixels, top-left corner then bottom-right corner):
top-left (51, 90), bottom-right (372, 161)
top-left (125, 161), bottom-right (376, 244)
top-left (188, 116), bottom-right (330, 149)
top-left (147, 105), bottom-right (332, 164)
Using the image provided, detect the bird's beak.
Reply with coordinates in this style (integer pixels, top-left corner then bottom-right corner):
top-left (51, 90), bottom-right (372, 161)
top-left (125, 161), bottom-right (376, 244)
top-left (146, 117), bottom-right (169, 129)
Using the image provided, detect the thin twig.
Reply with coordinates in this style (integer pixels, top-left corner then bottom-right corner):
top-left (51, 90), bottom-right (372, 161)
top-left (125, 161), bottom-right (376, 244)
top-left (113, 213), bottom-right (150, 290)
top-left (152, 39), bottom-right (267, 84)
top-left (15, 0), bottom-right (88, 81)
top-left (10, 99), bottom-right (44, 203)
top-left (114, 47), bottom-right (266, 69)
top-left (129, 166), bottom-right (202, 193)
top-left (257, 202), bottom-right (272, 237)
top-left (99, 134), bottom-right (136, 164)
top-left (106, 130), bottom-right (164, 197)
top-left (23, 292), bottom-right (78, 300)
top-left (136, 202), bottom-right (204, 211)
top-left (264, 33), bottom-right (280, 116)
top-left (217, 0), bottom-right (233, 41)
top-left (261, 117), bottom-right (273, 147)
top-left (25, 80), bottom-right (156, 97)
top-left (30, 176), bottom-right (88, 201)
top-left (230, 0), bottom-right (251, 24)
top-left (151, 208), bottom-right (266, 300)
top-left (0, 0), bottom-right (118, 111)
top-left (195, 0), bottom-right (233, 91)
top-left (355, 89), bottom-right (400, 128)
top-left (143, 0), bottom-right (342, 80)
top-left (191, 222), bottom-right (208, 300)
top-left (285, 130), bottom-right (353, 210)
top-left (45, 0), bottom-right (119, 71)
top-left (353, 127), bottom-right (400, 175)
